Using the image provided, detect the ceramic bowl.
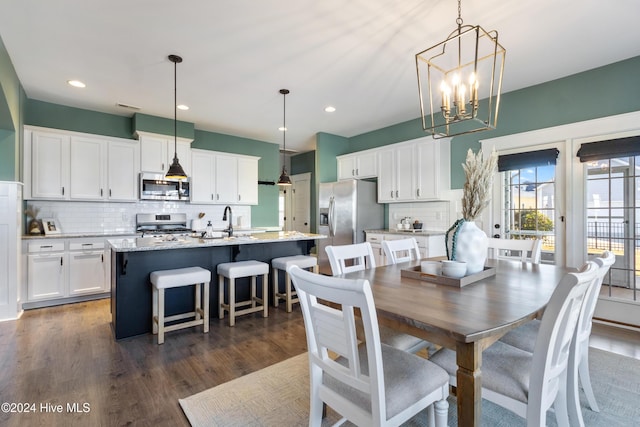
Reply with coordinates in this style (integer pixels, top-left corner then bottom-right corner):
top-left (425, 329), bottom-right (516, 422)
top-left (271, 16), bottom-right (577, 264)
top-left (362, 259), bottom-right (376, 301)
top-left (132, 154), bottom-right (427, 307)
top-left (420, 261), bottom-right (441, 275)
top-left (441, 260), bottom-right (467, 278)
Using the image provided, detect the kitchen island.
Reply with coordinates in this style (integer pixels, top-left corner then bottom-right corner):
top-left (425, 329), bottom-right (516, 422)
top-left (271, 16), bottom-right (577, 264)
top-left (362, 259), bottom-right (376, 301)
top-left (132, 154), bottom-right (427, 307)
top-left (108, 232), bottom-right (324, 339)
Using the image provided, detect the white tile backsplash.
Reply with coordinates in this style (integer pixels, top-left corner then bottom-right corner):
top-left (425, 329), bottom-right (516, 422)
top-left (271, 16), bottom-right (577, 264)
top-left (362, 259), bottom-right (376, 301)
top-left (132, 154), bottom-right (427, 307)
top-left (388, 189), bottom-right (463, 231)
top-left (24, 200), bottom-right (252, 234)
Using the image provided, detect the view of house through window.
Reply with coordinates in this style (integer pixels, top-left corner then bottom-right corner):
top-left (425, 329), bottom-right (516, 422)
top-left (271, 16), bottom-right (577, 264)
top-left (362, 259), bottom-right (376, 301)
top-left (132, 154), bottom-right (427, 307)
top-left (586, 155), bottom-right (639, 302)
top-left (501, 164), bottom-right (557, 263)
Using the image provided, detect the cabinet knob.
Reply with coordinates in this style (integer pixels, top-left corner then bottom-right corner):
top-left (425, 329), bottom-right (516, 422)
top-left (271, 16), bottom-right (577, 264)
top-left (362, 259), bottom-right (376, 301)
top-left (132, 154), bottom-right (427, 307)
top-left (238, 194), bottom-right (241, 201)
top-left (390, 191), bottom-right (393, 198)
top-left (62, 187), bottom-right (65, 196)
top-left (352, 169), bottom-right (355, 176)
top-left (356, 168), bottom-right (359, 175)
top-left (417, 188), bottom-right (420, 197)
top-left (395, 190), bottom-right (398, 198)
top-left (100, 188), bottom-right (103, 197)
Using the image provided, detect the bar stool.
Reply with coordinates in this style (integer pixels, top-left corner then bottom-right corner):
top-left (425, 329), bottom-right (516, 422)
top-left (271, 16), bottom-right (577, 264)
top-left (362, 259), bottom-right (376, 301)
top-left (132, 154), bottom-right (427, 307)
top-left (271, 255), bottom-right (318, 312)
top-left (217, 260), bottom-right (269, 326)
top-left (150, 266), bottom-right (211, 345)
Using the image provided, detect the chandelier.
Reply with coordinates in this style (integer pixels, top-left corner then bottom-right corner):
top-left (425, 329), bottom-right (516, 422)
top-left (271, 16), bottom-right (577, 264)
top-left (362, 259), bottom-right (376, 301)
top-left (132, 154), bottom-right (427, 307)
top-left (416, 0), bottom-right (505, 138)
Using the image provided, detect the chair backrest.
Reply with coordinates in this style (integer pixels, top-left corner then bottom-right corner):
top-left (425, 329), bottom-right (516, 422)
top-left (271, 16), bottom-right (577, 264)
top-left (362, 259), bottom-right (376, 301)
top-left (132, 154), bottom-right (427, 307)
top-left (325, 242), bottom-right (376, 276)
top-left (527, 261), bottom-right (599, 422)
top-left (487, 238), bottom-right (542, 264)
top-left (576, 251), bottom-right (615, 344)
top-left (288, 265), bottom-right (386, 424)
top-left (382, 237), bottom-right (421, 264)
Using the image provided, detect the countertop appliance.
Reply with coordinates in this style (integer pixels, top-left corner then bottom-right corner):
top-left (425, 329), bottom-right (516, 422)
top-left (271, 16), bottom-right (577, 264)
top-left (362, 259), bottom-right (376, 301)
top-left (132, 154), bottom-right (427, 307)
top-left (139, 172), bottom-right (190, 201)
top-left (136, 213), bottom-right (191, 236)
top-left (317, 179), bottom-right (384, 275)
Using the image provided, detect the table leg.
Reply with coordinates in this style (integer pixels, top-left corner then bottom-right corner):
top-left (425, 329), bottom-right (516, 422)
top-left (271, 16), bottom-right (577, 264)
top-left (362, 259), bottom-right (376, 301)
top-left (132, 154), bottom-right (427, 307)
top-left (456, 341), bottom-right (482, 426)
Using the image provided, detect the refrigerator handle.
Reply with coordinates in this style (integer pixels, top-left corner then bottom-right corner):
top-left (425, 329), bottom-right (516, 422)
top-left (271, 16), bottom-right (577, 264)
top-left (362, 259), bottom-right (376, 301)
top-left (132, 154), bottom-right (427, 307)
top-left (328, 196), bottom-right (335, 236)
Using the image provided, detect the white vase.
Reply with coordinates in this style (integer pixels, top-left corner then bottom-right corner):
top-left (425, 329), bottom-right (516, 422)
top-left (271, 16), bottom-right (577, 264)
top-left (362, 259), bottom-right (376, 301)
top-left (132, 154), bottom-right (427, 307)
top-left (446, 220), bottom-right (488, 275)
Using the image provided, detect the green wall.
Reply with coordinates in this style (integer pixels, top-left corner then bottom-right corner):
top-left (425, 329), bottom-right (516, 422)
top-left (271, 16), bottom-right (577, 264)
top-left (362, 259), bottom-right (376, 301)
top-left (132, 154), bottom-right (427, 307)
top-left (291, 150), bottom-right (316, 232)
top-left (346, 56), bottom-right (640, 188)
top-left (315, 132), bottom-right (350, 183)
top-left (0, 34), bottom-right (24, 181)
top-left (133, 112), bottom-right (194, 140)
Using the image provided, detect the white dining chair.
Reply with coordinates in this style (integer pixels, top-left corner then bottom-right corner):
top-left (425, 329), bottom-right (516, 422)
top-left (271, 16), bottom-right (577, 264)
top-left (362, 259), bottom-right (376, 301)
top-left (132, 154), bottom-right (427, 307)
top-left (382, 237), bottom-right (421, 264)
top-left (487, 237), bottom-right (542, 264)
top-left (430, 260), bottom-right (599, 427)
top-left (499, 251), bottom-right (615, 426)
top-left (325, 242), bottom-right (432, 354)
top-left (287, 265), bottom-right (449, 427)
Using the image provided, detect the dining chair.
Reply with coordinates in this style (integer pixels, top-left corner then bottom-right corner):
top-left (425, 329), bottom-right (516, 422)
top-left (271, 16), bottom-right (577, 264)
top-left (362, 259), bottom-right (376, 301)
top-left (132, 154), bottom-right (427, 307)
top-left (287, 265), bottom-right (449, 427)
top-left (487, 237), bottom-right (542, 264)
top-left (325, 242), bottom-right (432, 354)
top-left (499, 251), bottom-right (615, 426)
top-left (382, 237), bottom-right (421, 264)
top-left (430, 260), bottom-right (599, 427)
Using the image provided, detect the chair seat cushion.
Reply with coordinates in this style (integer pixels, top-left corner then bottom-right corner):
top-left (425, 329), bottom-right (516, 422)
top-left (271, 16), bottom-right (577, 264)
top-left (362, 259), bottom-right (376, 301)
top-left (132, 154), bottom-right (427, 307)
top-left (430, 341), bottom-right (533, 404)
top-left (217, 260), bottom-right (269, 279)
top-left (325, 343), bottom-right (448, 419)
top-left (499, 320), bottom-right (540, 353)
top-left (150, 267), bottom-right (211, 289)
top-left (378, 325), bottom-right (434, 354)
top-left (272, 255), bottom-right (317, 270)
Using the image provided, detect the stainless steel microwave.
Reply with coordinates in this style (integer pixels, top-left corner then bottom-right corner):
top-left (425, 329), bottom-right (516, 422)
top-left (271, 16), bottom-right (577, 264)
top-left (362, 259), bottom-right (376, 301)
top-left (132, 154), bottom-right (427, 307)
top-left (139, 173), bottom-right (190, 201)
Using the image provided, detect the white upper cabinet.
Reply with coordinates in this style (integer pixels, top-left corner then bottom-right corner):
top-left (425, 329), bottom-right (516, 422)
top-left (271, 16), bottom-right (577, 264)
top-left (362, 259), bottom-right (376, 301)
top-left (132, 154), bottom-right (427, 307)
top-left (337, 150), bottom-right (377, 180)
top-left (137, 132), bottom-right (192, 176)
top-left (377, 137), bottom-right (449, 203)
top-left (27, 128), bottom-right (140, 202)
top-left (31, 131), bottom-right (70, 199)
top-left (377, 144), bottom-right (415, 203)
top-left (190, 149), bottom-right (259, 205)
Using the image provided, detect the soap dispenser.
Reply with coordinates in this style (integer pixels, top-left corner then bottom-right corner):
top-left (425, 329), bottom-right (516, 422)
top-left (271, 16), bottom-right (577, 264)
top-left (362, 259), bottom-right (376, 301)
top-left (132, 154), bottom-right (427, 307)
top-left (205, 220), bottom-right (213, 238)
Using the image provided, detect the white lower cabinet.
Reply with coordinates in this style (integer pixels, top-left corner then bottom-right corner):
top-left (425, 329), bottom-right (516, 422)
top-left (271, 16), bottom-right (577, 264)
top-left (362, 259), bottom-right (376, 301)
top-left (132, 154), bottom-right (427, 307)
top-left (25, 238), bottom-right (108, 305)
top-left (365, 233), bottom-right (385, 266)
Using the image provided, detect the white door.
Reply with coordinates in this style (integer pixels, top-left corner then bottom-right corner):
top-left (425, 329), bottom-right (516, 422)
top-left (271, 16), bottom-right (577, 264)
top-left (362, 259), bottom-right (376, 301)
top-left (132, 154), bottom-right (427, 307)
top-left (215, 154), bottom-right (237, 203)
top-left (190, 150), bottom-right (215, 203)
top-left (28, 253), bottom-right (66, 300)
top-left (70, 136), bottom-right (104, 200)
top-left (31, 131), bottom-right (70, 199)
top-left (69, 251), bottom-right (106, 295)
top-left (108, 140), bottom-right (139, 201)
top-left (237, 157), bottom-right (258, 204)
top-left (291, 173), bottom-right (311, 232)
top-left (140, 136), bottom-right (168, 173)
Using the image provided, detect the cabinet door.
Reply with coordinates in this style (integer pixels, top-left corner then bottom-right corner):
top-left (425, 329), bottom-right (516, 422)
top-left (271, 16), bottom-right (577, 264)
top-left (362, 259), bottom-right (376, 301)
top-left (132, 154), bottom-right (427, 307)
top-left (108, 140), bottom-right (139, 201)
top-left (70, 136), bottom-right (105, 200)
top-left (395, 144), bottom-right (415, 201)
top-left (190, 150), bottom-right (216, 203)
top-left (31, 132), bottom-right (70, 199)
top-left (140, 136), bottom-right (168, 173)
top-left (237, 157), bottom-right (258, 204)
top-left (215, 154), bottom-right (238, 203)
top-left (356, 151), bottom-right (377, 178)
top-left (69, 251), bottom-right (106, 295)
top-left (27, 253), bottom-right (66, 300)
top-left (415, 141), bottom-right (439, 200)
top-left (174, 140), bottom-right (192, 177)
top-left (377, 148), bottom-right (396, 202)
top-left (337, 156), bottom-right (355, 180)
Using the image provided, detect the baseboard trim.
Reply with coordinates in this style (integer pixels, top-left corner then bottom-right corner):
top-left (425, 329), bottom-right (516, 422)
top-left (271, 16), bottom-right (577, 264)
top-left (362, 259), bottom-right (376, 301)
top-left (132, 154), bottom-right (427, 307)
top-left (23, 293), bottom-right (110, 310)
top-left (593, 317), bottom-right (640, 333)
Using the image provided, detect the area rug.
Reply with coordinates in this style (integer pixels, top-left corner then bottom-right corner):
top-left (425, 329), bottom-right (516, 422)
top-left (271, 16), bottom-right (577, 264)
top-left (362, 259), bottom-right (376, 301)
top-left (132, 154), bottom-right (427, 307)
top-left (179, 348), bottom-right (640, 426)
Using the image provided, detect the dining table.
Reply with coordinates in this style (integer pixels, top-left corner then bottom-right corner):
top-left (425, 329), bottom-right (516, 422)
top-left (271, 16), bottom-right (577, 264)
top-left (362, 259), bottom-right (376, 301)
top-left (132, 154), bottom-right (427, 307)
top-left (340, 257), bottom-right (570, 426)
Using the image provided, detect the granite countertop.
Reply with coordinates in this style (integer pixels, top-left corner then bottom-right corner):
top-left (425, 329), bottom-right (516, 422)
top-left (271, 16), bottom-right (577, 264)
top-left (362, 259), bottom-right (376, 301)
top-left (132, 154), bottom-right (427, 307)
top-left (108, 231), bottom-right (326, 252)
top-left (365, 229), bottom-right (446, 236)
top-left (22, 231), bottom-right (141, 240)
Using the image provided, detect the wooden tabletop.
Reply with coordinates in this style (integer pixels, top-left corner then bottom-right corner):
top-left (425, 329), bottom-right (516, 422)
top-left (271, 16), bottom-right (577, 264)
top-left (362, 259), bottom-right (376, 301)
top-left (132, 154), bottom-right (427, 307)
top-left (342, 258), bottom-right (570, 426)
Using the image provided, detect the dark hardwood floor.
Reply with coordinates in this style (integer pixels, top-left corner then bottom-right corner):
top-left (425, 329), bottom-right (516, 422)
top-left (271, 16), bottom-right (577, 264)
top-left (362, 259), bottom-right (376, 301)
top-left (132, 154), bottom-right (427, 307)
top-left (0, 299), bottom-right (638, 426)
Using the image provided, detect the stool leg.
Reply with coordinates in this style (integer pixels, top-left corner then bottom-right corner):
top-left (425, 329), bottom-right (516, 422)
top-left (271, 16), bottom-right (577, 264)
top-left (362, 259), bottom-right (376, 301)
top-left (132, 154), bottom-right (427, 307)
top-left (158, 288), bottom-right (165, 345)
top-left (229, 278), bottom-right (236, 327)
top-left (312, 265), bottom-right (318, 274)
top-left (152, 286), bottom-right (159, 335)
top-left (285, 272), bottom-right (293, 313)
top-left (218, 275), bottom-right (224, 320)
top-left (251, 276), bottom-right (257, 309)
top-left (195, 282), bottom-right (202, 322)
top-left (203, 281), bottom-right (210, 334)
top-left (272, 268), bottom-right (279, 307)
top-left (262, 273), bottom-right (269, 318)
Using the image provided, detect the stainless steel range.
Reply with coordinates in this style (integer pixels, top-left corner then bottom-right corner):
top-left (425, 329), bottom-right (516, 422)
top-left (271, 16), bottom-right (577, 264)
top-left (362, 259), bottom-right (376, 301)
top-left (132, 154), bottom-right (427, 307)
top-left (136, 213), bottom-right (191, 236)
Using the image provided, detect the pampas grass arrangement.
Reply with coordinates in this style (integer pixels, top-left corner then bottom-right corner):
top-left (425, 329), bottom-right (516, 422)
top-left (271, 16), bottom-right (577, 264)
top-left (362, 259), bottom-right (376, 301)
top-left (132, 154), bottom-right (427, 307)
top-left (461, 148), bottom-right (498, 221)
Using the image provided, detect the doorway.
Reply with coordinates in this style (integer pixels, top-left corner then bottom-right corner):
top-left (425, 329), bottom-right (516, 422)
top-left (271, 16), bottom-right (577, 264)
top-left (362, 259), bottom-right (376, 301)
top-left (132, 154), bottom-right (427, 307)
top-left (281, 173), bottom-right (311, 232)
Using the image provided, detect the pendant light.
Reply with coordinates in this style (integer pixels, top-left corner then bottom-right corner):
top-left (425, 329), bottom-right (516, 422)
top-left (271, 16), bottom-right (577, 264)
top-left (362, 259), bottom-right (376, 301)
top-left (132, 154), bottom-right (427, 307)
top-left (277, 88), bottom-right (292, 186)
top-left (165, 54), bottom-right (187, 179)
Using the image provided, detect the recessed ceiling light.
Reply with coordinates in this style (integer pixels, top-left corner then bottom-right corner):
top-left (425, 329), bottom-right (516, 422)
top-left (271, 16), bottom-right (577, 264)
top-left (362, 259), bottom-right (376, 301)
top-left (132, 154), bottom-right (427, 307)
top-left (278, 126), bottom-right (287, 131)
top-left (324, 106), bottom-right (336, 113)
top-left (177, 104), bottom-right (189, 111)
top-left (67, 80), bottom-right (86, 88)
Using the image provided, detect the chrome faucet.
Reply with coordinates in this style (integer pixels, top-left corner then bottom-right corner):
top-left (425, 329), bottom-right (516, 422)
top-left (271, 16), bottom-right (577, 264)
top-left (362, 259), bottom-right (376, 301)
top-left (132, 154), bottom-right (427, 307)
top-left (222, 206), bottom-right (233, 237)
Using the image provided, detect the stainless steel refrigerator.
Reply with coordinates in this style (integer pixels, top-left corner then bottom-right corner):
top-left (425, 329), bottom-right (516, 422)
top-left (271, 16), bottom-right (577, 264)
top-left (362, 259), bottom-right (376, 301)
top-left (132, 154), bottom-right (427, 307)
top-left (317, 179), bottom-right (384, 274)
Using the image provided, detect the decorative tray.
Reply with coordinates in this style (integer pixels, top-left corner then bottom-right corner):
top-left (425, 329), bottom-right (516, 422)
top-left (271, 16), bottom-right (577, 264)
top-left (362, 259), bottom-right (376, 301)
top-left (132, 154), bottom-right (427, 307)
top-left (400, 265), bottom-right (496, 288)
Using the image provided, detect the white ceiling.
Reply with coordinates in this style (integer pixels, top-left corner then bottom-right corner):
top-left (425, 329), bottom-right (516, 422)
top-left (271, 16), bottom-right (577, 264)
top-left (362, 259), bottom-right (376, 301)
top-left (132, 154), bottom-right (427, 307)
top-left (1, 0), bottom-right (639, 153)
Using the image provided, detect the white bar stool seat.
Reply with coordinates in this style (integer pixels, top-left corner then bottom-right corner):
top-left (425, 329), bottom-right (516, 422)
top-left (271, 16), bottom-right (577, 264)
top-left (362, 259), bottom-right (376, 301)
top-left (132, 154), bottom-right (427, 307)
top-left (217, 260), bottom-right (269, 326)
top-left (150, 266), bottom-right (211, 345)
top-left (271, 255), bottom-right (318, 312)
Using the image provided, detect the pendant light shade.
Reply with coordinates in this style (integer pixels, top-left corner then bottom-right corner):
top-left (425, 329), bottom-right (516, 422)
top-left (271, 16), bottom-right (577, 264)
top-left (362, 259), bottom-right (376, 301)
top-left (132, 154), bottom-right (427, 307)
top-left (166, 54), bottom-right (187, 180)
top-left (277, 88), bottom-right (292, 186)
